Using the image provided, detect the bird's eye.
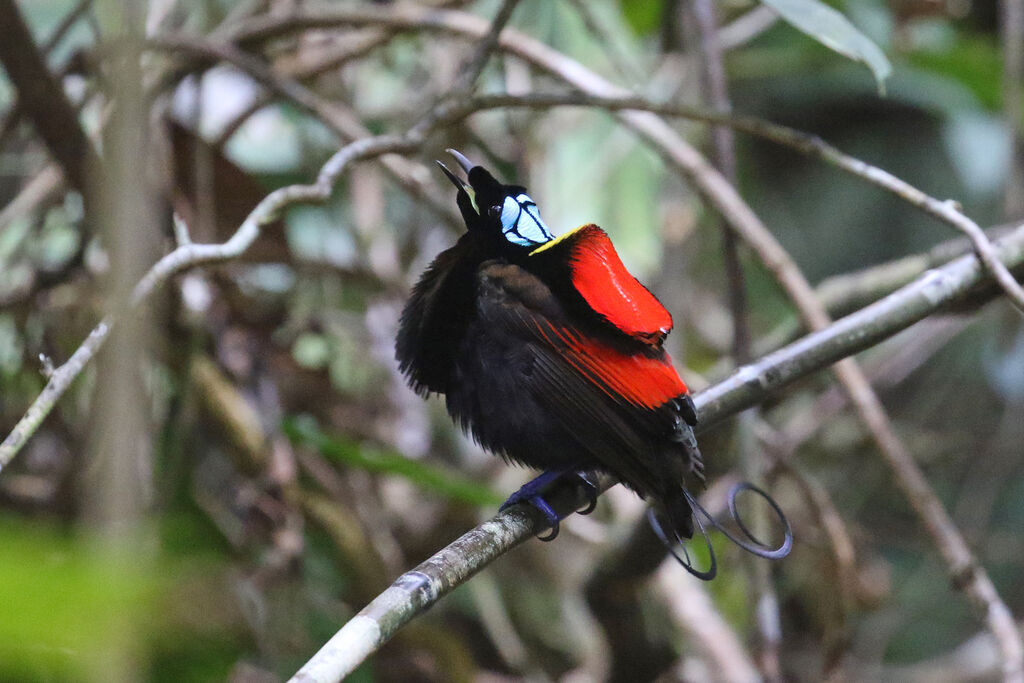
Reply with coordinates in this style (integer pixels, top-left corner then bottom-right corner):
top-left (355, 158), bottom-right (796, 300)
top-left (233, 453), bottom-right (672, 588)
top-left (488, 205), bottom-right (502, 219)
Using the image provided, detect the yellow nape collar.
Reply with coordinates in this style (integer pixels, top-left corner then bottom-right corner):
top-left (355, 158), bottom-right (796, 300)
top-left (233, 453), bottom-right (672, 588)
top-left (529, 224), bottom-right (589, 256)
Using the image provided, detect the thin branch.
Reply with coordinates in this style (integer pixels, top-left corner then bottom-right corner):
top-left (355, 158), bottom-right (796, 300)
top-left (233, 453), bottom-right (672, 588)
top-left (212, 29), bottom-right (397, 148)
top-left (290, 222), bottom-right (1024, 682)
top-left (0, 163), bottom-right (65, 239)
top-left (450, 0), bottom-right (520, 94)
top-left (864, 621), bottom-right (1024, 683)
top-left (713, 224), bottom-right (1018, 370)
top-left (244, 0), bottom-right (1024, 304)
top-left (564, 0), bottom-right (646, 85)
top-left (655, 564), bottom-right (761, 683)
top-left (40, 0), bottom-right (93, 54)
top-left (0, 0), bottom-right (93, 152)
top-left (0, 0), bottom-right (101, 196)
top-left (4, 7), bottom-right (1018, 677)
top-left (437, 22), bottom-right (1024, 672)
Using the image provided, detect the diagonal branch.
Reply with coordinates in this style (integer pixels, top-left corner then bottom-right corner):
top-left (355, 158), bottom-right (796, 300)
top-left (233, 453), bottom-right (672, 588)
top-left (450, 0), bottom-right (520, 93)
top-left (146, 35), bottom-right (460, 226)
top-left (689, 1), bottom-right (780, 678)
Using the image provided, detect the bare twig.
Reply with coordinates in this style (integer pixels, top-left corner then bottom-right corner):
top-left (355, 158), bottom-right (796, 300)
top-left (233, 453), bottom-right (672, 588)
top-left (147, 34), bottom-right (459, 224)
top-left (289, 223), bottom-right (1024, 682)
top-left (243, 5), bottom-right (1007, 295)
top-left (0, 0), bottom-right (101, 196)
top-left (862, 622), bottom-right (1024, 683)
top-left (714, 224), bottom-right (1017, 368)
top-left (212, 29), bottom-right (396, 147)
top-left (719, 5), bottom-right (779, 51)
top-left (450, 0), bottom-right (520, 94)
top-left (0, 163), bottom-right (65, 238)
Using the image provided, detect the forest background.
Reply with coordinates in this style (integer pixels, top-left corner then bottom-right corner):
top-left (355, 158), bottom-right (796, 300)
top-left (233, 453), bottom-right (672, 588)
top-left (0, 0), bottom-right (1023, 681)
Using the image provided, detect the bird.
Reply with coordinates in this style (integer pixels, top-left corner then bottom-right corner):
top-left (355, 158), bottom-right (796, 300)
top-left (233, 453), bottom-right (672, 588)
top-left (396, 149), bottom-right (705, 546)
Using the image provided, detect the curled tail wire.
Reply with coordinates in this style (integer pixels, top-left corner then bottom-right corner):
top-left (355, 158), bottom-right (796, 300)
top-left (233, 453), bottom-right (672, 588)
top-left (648, 482), bottom-right (793, 581)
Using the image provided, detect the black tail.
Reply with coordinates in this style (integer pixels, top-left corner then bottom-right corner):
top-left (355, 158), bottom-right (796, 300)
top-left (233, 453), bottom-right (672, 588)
top-left (663, 410), bottom-right (703, 540)
top-left (662, 488), bottom-right (695, 540)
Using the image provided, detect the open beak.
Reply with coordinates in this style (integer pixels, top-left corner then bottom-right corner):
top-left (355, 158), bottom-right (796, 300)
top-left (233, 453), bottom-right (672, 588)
top-left (435, 160), bottom-right (469, 193)
top-left (446, 148), bottom-right (474, 174)
top-left (435, 149), bottom-right (479, 212)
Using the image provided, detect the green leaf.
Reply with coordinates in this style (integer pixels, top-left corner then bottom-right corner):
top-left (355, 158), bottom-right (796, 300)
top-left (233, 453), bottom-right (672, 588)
top-left (283, 416), bottom-right (504, 507)
top-left (759, 0), bottom-right (892, 93)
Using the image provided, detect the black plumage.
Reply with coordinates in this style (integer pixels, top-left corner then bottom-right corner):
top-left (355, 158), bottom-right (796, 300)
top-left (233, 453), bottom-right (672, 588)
top-left (396, 152), bottom-right (703, 538)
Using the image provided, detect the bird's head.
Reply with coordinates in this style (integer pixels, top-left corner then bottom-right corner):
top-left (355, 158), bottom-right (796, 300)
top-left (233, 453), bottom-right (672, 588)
top-left (437, 149), bottom-right (555, 249)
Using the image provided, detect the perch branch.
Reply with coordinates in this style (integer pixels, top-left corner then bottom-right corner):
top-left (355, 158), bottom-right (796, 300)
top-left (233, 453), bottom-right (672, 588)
top-left (445, 22), bottom-right (1024, 676)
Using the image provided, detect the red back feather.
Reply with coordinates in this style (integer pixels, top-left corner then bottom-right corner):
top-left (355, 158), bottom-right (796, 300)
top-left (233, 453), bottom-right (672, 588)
top-left (566, 226), bottom-right (672, 342)
top-left (534, 321), bottom-right (688, 409)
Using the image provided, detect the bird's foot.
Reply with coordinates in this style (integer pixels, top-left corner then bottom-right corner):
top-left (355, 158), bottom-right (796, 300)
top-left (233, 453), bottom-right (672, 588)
top-left (500, 469), bottom-right (600, 541)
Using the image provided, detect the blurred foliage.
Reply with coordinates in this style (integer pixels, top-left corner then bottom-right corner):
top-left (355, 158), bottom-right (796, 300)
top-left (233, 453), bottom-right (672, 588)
top-left (760, 0), bottom-right (892, 91)
top-left (0, 0), bottom-right (1022, 681)
top-left (284, 416), bottom-right (504, 507)
top-left (0, 520), bottom-right (156, 681)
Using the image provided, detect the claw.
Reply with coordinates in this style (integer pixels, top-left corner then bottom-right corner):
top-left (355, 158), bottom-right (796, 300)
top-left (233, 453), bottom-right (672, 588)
top-left (575, 471), bottom-right (599, 515)
top-left (533, 495), bottom-right (560, 541)
top-left (500, 469), bottom-right (597, 540)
